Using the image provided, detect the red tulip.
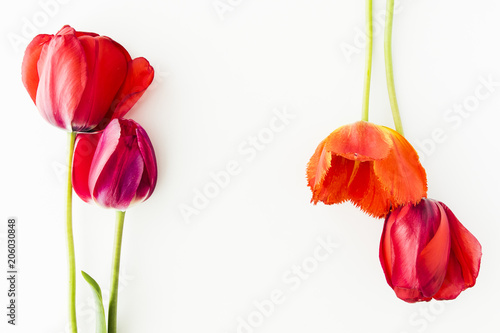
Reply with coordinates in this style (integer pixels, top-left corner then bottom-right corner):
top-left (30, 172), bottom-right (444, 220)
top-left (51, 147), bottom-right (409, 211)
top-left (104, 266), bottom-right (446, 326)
top-left (22, 25), bottom-right (154, 132)
top-left (72, 118), bottom-right (157, 210)
top-left (379, 198), bottom-right (482, 302)
top-left (306, 121), bottom-right (427, 217)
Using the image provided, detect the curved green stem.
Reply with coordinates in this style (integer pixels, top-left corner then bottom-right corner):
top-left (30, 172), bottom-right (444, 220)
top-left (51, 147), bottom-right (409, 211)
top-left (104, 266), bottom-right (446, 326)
top-left (108, 210), bottom-right (126, 333)
top-left (66, 131), bottom-right (77, 333)
top-left (384, 0), bottom-right (404, 135)
top-left (361, 0), bottom-right (373, 121)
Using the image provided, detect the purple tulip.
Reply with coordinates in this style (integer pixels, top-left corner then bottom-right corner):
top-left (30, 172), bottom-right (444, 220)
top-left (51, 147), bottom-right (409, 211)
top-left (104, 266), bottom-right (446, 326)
top-left (72, 118), bottom-right (157, 210)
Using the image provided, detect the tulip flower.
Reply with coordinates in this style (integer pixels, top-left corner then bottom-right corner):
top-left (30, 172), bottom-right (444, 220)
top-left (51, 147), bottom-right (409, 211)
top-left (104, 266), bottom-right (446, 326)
top-left (72, 118), bottom-right (157, 333)
top-left (379, 198), bottom-right (482, 302)
top-left (72, 118), bottom-right (157, 210)
top-left (22, 25), bottom-right (154, 333)
top-left (306, 121), bottom-right (427, 218)
top-left (22, 25), bottom-right (154, 132)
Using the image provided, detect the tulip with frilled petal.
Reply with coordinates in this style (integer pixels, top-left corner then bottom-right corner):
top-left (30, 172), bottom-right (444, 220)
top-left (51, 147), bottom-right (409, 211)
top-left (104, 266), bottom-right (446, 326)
top-left (379, 198), bottom-right (482, 302)
top-left (306, 121), bottom-right (427, 217)
top-left (22, 25), bottom-right (154, 132)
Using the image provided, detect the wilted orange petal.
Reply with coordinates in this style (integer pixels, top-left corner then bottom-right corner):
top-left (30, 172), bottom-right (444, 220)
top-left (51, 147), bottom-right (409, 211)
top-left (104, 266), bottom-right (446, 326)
top-left (347, 161), bottom-right (392, 217)
top-left (306, 139), bottom-right (331, 193)
top-left (373, 126), bottom-right (427, 205)
top-left (312, 155), bottom-right (354, 205)
top-left (325, 121), bottom-right (392, 161)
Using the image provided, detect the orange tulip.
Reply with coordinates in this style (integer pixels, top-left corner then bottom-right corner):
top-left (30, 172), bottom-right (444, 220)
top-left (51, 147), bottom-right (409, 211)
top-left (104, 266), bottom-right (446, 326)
top-left (307, 121), bottom-right (427, 217)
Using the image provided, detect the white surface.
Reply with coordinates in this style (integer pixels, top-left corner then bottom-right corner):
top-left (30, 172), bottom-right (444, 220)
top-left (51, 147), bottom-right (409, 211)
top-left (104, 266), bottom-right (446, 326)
top-left (1, 0), bottom-right (499, 332)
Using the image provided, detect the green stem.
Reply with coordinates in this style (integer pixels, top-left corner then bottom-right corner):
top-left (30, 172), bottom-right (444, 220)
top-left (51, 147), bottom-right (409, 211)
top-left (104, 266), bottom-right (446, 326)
top-left (384, 0), bottom-right (404, 135)
top-left (108, 210), bottom-right (126, 333)
top-left (66, 131), bottom-right (77, 333)
top-left (361, 0), bottom-right (373, 121)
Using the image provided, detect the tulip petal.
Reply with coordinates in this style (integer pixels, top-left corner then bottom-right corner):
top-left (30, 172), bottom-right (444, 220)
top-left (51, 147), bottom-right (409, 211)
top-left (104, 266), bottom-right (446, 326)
top-left (88, 120), bottom-right (121, 196)
top-left (72, 133), bottom-right (101, 203)
top-left (57, 25), bottom-right (77, 35)
top-left (36, 29), bottom-right (87, 131)
top-left (432, 251), bottom-right (465, 300)
top-left (22, 34), bottom-right (53, 103)
top-left (389, 206), bottom-right (421, 293)
top-left (92, 137), bottom-right (144, 210)
top-left (443, 203), bottom-right (482, 287)
top-left (111, 57), bottom-right (155, 119)
top-left (389, 199), bottom-right (441, 302)
top-left (306, 139), bottom-right (332, 194)
top-left (416, 204), bottom-right (451, 298)
top-left (325, 121), bottom-right (391, 161)
top-left (74, 30), bottom-right (99, 38)
top-left (393, 287), bottom-right (432, 303)
top-left (380, 208), bottom-right (401, 287)
top-left (135, 124), bottom-right (158, 201)
top-left (72, 36), bottom-right (128, 131)
top-left (373, 127), bottom-right (427, 205)
top-left (432, 203), bottom-right (482, 300)
top-left (107, 39), bottom-right (132, 63)
top-left (311, 155), bottom-right (354, 205)
top-left (347, 161), bottom-right (392, 218)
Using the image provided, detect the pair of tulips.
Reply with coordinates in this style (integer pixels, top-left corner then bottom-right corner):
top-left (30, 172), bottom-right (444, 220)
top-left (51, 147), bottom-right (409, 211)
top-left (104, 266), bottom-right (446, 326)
top-left (23, 25), bottom-right (157, 210)
top-left (307, 121), bottom-right (481, 302)
top-left (306, 0), bottom-right (481, 303)
top-left (22, 25), bottom-right (157, 333)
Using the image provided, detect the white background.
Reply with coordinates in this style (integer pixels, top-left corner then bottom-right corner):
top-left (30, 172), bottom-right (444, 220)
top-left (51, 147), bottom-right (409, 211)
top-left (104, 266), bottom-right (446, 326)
top-left (1, 0), bottom-right (500, 332)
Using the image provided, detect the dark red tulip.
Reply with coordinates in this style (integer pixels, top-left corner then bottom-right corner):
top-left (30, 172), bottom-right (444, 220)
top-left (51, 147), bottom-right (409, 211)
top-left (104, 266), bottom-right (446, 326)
top-left (380, 198), bottom-right (482, 302)
top-left (72, 118), bottom-right (157, 210)
top-left (22, 25), bottom-right (154, 132)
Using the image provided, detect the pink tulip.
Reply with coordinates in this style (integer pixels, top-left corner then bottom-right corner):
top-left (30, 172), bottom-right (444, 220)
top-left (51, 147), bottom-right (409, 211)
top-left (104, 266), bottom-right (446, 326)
top-left (72, 118), bottom-right (157, 210)
top-left (379, 198), bottom-right (482, 302)
top-left (22, 25), bottom-right (154, 132)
